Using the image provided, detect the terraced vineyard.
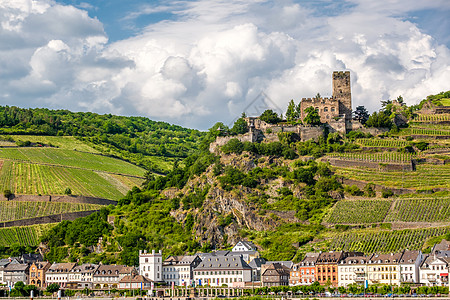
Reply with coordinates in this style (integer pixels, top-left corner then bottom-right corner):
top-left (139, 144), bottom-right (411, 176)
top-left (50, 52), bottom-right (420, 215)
top-left (386, 198), bottom-right (450, 222)
top-left (334, 164), bottom-right (450, 189)
top-left (0, 148), bottom-right (145, 176)
top-left (0, 160), bottom-right (140, 200)
top-left (329, 227), bottom-right (450, 253)
top-left (329, 152), bottom-right (415, 163)
top-left (0, 224), bottom-right (53, 247)
top-left (356, 139), bottom-right (410, 148)
top-left (412, 114), bottom-right (450, 122)
top-left (0, 201), bottom-right (102, 222)
top-left (326, 199), bottom-right (391, 224)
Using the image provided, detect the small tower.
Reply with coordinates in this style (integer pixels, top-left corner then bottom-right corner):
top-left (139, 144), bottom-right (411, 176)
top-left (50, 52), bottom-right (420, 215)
top-left (332, 71), bottom-right (352, 121)
top-left (139, 249), bottom-right (162, 282)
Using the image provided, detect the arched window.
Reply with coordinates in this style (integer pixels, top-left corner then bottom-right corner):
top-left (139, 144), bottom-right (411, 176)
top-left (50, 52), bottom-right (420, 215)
top-left (324, 107), bottom-right (328, 112)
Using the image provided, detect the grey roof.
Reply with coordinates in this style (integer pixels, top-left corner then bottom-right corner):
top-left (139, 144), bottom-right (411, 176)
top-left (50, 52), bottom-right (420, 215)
top-left (248, 258), bottom-right (266, 269)
top-left (0, 259), bottom-right (10, 267)
top-left (48, 262), bottom-right (77, 272)
top-left (317, 251), bottom-right (344, 264)
top-left (265, 261), bottom-right (293, 269)
top-left (228, 251), bottom-right (258, 256)
top-left (195, 255), bottom-right (252, 270)
top-left (71, 264), bottom-right (98, 273)
top-left (300, 253), bottom-right (320, 266)
top-left (400, 250), bottom-right (421, 264)
top-left (180, 255), bottom-right (200, 264)
top-left (197, 251), bottom-right (230, 259)
top-left (22, 253), bottom-right (43, 263)
top-left (419, 255), bottom-right (449, 269)
top-left (94, 265), bottom-right (124, 277)
top-left (4, 263), bottom-right (29, 272)
top-left (340, 256), bottom-right (368, 265)
top-left (369, 253), bottom-right (403, 264)
top-left (432, 239), bottom-right (450, 252)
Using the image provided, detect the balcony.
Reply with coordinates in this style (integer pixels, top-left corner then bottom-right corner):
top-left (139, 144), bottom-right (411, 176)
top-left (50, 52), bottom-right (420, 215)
top-left (355, 277), bottom-right (365, 282)
top-left (354, 270), bottom-right (365, 274)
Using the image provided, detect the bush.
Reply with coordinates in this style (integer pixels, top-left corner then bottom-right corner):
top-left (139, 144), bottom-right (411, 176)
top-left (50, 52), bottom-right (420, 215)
top-left (46, 283), bottom-right (60, 293)
top-left (64, 188), bottom-right (72, 195)
top-left (381, 189), bottom-right (394, 198)
top-left (3, 189), bottom-right (13, 199)
top-left (344, 185), bottom-right (364, 196)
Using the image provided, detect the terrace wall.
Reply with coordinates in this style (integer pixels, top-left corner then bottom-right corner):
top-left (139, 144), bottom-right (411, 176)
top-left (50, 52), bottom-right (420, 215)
top-left (1, 194), bottom-right (117, 205)
top-left (0, 210), bottom-right (99, 228)
top-left (326, 158), bottom-right (415, 172)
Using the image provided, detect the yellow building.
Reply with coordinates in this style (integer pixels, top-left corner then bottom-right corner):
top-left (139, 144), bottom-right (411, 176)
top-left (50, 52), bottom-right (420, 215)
top-left (367, 253), bottom-right (402, 286)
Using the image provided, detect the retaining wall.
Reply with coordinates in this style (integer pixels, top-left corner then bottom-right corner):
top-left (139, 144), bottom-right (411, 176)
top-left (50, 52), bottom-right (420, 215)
top-left (0, 210), bottom-right (99, 228)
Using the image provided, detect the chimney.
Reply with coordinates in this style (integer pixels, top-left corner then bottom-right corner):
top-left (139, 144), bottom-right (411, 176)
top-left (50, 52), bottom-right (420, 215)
top-left (152, 250), bottom-right (155, 255)
top-left (159, 250), bottom-right (162, 255)
top-left (139, 250), bottom-right (142, 255)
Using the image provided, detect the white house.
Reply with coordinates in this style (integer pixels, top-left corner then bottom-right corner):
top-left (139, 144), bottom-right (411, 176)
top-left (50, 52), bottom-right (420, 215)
top-left (419, 255), bottom-right (449, 286)
top-left (162, 255), bottom-right (202, 286)
top-left (232, 241), bottom-right (257, 252)
top-left (139, 250), bottom-right (162, 282)
top-left (193, 255), bottom-right (252, 287)
top-left (399, 250), bottom-right (423, 284)
top-left (338, 255), bottom-right (368, 287)
top-left (67, 264), bottom-right (99, 289)
top-left (45, 263), bottom-right (76, 288)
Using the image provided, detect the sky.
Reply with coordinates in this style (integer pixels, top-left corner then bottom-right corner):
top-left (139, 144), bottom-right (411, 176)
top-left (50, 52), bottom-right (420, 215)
top-left (1, 0), bottom-right (449, 130)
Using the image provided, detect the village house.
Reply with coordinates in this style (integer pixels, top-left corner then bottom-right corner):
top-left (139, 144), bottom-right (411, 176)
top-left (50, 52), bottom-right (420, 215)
top-left (316, 251), bottom-right (344, 287)
top-left (45, 262), bottom-right (76, 288)
top-left (419, 255), bottom-right (450, 286)
top-left (232, 241), bottom-right (257, 252)
top-left (261, 263), bottom-right (290, 287)
top-left (248, 257), bottom-right (266, 282)
top-left (399, 250), bottom-right (423, 284)
top-left (367, 253), bottom-right (402, 286)
top-left (67, 263), bottom-right (99, 289)
top-left (291, 252), bottom-right (319, 286)
top-left (338, 255), bottom-right (368, 287)
top-left (28, 261), bottom-right (50, 288)
top-left (92, 264), bottom-right (127, 289)
top-left (3, 263), bottom-right (29, 287)
top-left (162, 255), bottom-right (201, 286)
top-left (119, 274), bottom-right (153, 289)
top-left (193, 255), bottom-right (252, 287)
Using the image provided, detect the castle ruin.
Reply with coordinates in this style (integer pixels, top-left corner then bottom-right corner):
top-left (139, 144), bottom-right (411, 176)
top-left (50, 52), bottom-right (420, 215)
top-left (299, 71), bottom-right (352, 124)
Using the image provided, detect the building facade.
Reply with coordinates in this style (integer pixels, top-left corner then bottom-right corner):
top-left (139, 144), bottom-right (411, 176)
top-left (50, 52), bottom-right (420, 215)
top-left (139, 250), bottom-right (163, 282)
top-left (45, 263), bottom-right (76, 288)
top-left (367, 253), bottom-right (402, 286)
top-left (316, 251), bottom-right (344, 287)
top-left (163, 255), bottom-right (201, 286)
top-left (261, 263), bottom-right (290, 287)
top-left (29, 261), bottom-right (50, 288)
top-left (338, 255), bottom-right (368, 287)
top-left (193, 255), bottom-right (252, 287)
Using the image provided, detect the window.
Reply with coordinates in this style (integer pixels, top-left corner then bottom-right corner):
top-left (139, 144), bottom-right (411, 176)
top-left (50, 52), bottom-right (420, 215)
top-left (324, 107), bottom-right (328, 112)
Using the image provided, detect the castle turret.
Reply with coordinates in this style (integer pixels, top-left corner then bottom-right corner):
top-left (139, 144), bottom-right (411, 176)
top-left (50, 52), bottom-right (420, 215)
top-left (332, 71), bottom-right (352, 121)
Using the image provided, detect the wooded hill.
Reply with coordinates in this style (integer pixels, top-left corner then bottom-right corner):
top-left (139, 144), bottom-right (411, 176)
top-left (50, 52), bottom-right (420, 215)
top-left (1, 92), bottom-right (450, 266)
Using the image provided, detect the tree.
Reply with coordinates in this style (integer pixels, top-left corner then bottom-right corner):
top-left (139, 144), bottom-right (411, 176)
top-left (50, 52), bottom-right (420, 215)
top-left (260, 109), bottom-right (281, 124)
top-left (231, 117), bottom-right (248, 135)
top-left (353, 105), bottom-right (370, 124)
top-left (64, 188), bottom-right (72, 195)
top-left (365, 111), bottom-right (392, 128)
top-left (303, 106), bottom-right (321, 125)
top-left (285, 100), bottom-right (299, 122)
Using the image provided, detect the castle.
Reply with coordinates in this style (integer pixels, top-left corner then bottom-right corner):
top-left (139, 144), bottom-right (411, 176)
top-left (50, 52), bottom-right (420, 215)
top-left (299, 71), bottom-right (352, 124)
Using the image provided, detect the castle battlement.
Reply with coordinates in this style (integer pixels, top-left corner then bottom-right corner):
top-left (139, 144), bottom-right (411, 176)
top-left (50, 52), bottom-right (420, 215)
top-left (301, 97), bottom-right (338, 104)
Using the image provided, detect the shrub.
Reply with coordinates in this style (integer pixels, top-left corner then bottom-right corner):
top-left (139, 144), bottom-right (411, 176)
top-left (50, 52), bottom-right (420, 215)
top-left (381, 189), bottom-right (394, 198)
top-left (3, 189), bottom-right (13, 199)
top-left (64, 188), bottom-right (72, 195)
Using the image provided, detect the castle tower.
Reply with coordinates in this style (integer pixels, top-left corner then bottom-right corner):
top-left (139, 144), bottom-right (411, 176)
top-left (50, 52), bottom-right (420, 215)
top-left (332, 71), bottom-right (352, 121)
top-left (139, 249), bottom-right (162, 282)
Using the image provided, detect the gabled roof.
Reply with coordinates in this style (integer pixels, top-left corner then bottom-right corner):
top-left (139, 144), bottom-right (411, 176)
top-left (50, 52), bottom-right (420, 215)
top-left (48, 262), bottom-right (77, 272)
top-left (369, 253), bottom-right (403, 264)
top-left (119, 266), bottom-right (137, 275)
top-left (31, 261), bottom-right (51, 270)
top-left (248, 258), bottom-right (266, 269)
top-left (300, 253), bottom-right (320, 266)
top-left (265, 261), bottom-right (293, 269)
top-left (195, 255), bottom-right (252, 270)
top-left (94, 265), bottom-right (125, 277)
top-left (119, 274), bottom-right (152, 284)
top-left (317, 251), bottom-right (344, 264)
top-left (233, 240), bottom-right (257, 251)
top-left (4, 263), bottom-right (29, 272)
top-left (22, 253), bottom-right (43, 263)
top-left (262, 263), bottom-right (290, 276)
top-left (400, 250), bottom-right (421, 264)
top-left (71, 264), bottom-right (98, 274)
top-left (340, 255), bottom-right (368, 265)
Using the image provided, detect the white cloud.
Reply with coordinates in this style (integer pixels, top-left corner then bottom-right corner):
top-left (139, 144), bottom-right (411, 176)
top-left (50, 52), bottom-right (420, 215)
top-left (1, 0), bottom-right (449, 129)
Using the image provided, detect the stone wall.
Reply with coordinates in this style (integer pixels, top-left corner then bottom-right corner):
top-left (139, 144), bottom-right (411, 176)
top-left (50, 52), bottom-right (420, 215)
top-left (351, 121), bottom-right (389, 135)
top-left (0, 210), bottom-right (99, 228)
top-left (327, 118), bottom-right (347, 135)
top-left (300, 126), bottom-right (325, 142)
top-left (339, 178), bottom-right (415, 195)
top-left (0, 194), bottom-right (117, 205)
top-left (326, 158), bottom-right (414, 172)
top-left (209, 131), bottom-right (258, 153)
